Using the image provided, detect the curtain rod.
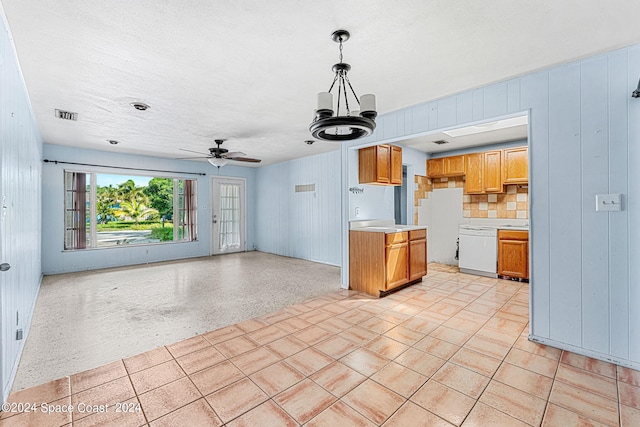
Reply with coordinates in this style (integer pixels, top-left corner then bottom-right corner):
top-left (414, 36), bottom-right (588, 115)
top-left (43, 159), bottom-right (207, 176)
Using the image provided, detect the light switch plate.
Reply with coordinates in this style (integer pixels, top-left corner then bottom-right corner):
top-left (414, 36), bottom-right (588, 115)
top-left (595, 194), bottom-right (622, 212)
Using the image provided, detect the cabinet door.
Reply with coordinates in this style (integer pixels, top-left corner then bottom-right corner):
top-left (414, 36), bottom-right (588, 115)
top-left (427, 158), bottom-right (444, 178)
top-left (484, 150), bottom-right (502, 193)
top-left (376, 145), bottom-right (391, 184)
top-left (385, 242), bottom-right (409, 290)
top-left (409, 238), bottom-right (427, 281)
top-left (503, 146), bottom-right (528, 184)
top-left (464, 153), bottom-right (484, 194)
top-left (444, 155), bottom-right (465, 176)
top-left (498, 235), bottom-right (528, 279)
top-left (390, 145), bottom-right (403, 185)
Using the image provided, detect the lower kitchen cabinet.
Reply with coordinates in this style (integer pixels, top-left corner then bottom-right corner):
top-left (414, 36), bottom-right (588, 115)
top-left (497, 229), bottom-right (529, 280)
top-left (409, 229), bottom-right (427, 281)
top-left (385, 233), bottom-right (409, 289)
top-left (350, 228), bottom-right (427, 297)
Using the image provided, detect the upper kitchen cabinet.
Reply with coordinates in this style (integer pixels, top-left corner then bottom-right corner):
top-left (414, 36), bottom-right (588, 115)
top-left (466, 150), bottom-right (502, 193)
top-left (502, 146), bottom-right (529, 184)
top-left (483, 150), bottom-right (503, 193)
top-left (464, 153), bottom-right (484, 194)
top-left (427, 158), bottom-right (444, 178)
top-left (359, 144), bottom-right (402, 185)
top-left (426, 155), bottom-right (465, 178)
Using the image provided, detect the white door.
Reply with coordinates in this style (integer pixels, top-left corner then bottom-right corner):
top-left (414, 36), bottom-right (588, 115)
top-left (211, 177), bottom-right (246, 255)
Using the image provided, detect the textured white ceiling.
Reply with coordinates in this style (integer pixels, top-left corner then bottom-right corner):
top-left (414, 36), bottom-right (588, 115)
top-left (2, 1), bottom-right (640, 166)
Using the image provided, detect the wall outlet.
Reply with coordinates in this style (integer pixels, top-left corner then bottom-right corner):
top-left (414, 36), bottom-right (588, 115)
top-left (595, 194), bottom-right (622, 212)
top-left (354, 207), bottom-right (360, 217)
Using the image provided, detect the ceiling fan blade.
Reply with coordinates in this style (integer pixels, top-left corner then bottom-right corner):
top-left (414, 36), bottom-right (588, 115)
top-left (176, 156), bottom-right (211, 160)
top-left (227, 156), bottom-right (262, 163)
top-left (179, 148), bottom-right (210, 156)
top-left (222, 151), bottom-right (246, 158)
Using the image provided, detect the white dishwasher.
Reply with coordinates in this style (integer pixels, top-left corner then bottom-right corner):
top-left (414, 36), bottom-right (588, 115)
top-left (458, 225), bottom-right (497, 277)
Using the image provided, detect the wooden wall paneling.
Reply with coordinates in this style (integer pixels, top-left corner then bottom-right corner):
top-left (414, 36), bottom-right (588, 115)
top-left (428, 102), bottom-right (438, 131)
top-left (472, 88), bottom-right (484, 121)
top-left (396, 113), bottom-right (405, 137)
top-left (383, 114), bottom-right (398, 140)
top-left (483, 82), bottom-right (508, 119)
top-left (580, 56), bottom-right (610, 354)
top-left (412, 104), bottom-right (429, 133)
top-left (521, 71), bottom-right (551, 338)
top-left (0, 15), bottom-right (44, 404)
top-left (437, 97), bottom-right (457, 129)
top-left (607, 49), bottom-right (630, 359)
top-left (403, 109), bottom-right (413, 135)
top-left (548, 63), bottom-right (583, 347)
top-left (456, 92), bottom-right (473, 124)
top-left (627, 46), bottom-right (640, 361)
top-left (507, 79), bottom-right (521, 113)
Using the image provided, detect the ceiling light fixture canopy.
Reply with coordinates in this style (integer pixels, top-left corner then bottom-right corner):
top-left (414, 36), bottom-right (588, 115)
top-left (309, 30), bottom-right (377, 142)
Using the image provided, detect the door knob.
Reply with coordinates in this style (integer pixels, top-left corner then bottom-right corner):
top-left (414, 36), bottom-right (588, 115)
top-left (0, 263), bottom-right (10, 272)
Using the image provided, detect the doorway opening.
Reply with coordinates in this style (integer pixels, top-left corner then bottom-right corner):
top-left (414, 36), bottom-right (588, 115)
top-left (394, 165), bottom-right (408, 225)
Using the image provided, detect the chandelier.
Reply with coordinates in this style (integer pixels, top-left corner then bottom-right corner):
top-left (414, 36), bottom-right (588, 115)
top-left (309, 30), bottom-right (377, 141)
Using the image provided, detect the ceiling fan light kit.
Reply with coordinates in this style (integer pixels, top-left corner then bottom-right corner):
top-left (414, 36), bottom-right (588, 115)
top-left (309, 30), bottom-right (377, 142)
top-left (208, 157), bottom-right (228, 168)
top-left (178, 138), bottom-right (261, 168)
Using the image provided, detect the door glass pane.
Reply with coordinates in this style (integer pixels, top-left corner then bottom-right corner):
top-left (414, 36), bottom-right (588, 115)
top-left (218, 183), bottom-right (241, 250)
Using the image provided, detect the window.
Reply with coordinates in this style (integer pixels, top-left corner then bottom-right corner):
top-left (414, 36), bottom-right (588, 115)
top-left (64, 172), bottom-right (197, 250)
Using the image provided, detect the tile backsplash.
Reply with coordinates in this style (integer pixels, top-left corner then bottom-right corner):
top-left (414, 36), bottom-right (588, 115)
top-left (414, 175), bottom-right (528, 220)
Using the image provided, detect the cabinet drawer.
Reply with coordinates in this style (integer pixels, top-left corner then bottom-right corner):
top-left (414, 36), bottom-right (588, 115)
top-left (385, 232), bottom-right (408, 245)
top-left (498, 230), bottom-right (528, 240)
top-left (409, 229), bottom-right (426, 240)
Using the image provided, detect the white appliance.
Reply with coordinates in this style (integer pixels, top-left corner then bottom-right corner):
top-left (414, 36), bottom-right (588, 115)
top-left (458, 225), bottom-right (497, 277)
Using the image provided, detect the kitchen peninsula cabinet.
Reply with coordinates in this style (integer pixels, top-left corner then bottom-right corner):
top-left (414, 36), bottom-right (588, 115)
top-left (408, 229), bottom-right (427, 281)
top-left (349, 227), bottom-right (427, 297)
top-left (498, 229), bottom-right (529, 280)
top-left (359, 144), bottom-right (402, 185)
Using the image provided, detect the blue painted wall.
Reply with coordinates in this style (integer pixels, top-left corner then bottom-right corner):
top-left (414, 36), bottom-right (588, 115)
top-left (255, 150), bottom-right (341, 266)
top-left (41, 144), bottom-right (257, 274)
top-left (341, 45), bottom-right (640, 369)
top-left (0, 13), bottom-right (44, 403)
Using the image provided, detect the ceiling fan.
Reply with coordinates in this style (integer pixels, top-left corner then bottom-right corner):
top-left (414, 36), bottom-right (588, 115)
top-left (179, 139), bottom-right (261, 168)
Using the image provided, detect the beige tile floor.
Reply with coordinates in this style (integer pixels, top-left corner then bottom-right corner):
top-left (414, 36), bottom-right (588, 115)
top-left (2, 264), bottom-right (639, 426)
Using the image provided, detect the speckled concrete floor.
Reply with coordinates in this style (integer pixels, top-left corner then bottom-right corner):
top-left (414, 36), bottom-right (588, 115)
top-left (12, 251), bottom-right (341, 391)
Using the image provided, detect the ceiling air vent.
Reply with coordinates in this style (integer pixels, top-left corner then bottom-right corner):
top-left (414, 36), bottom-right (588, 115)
top-left (432, 139), bottom-right (449, 145)
top-left (55, 109), bottom-right (78, 121)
